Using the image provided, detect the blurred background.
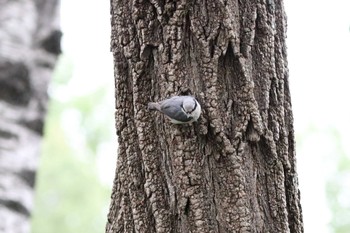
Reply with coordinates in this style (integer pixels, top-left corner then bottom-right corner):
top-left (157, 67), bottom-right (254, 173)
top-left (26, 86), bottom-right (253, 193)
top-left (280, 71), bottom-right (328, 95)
top-left (30, 0), bottom-right (350, 232)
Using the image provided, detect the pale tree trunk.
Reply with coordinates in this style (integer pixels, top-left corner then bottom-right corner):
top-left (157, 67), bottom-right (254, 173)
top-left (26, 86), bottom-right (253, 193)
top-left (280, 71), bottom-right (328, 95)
top-left (107, 0), bottom-right (303, 232)
top-left (0, 0), bottom-right (61, 232)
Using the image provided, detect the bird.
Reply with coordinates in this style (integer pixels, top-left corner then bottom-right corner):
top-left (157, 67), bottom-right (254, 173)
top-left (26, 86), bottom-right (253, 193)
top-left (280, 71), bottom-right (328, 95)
top-left (148, 95), bottom-right (201, 124)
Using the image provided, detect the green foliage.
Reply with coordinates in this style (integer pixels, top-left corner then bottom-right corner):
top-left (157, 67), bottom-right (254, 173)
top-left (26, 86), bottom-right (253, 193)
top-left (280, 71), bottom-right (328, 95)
top-left (31, 56), bottom-right (113, 233)
top-left (326, 130), bottom-right (350, 233)
top-left (295, 125), bottom-right (350, 233)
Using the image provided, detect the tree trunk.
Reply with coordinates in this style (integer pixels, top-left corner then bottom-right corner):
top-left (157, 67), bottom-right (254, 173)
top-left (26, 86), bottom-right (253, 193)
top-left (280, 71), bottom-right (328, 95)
top-left (0, 0), bottom-right (61, 232)
top-left (107, 0), bottom-right (303, 232)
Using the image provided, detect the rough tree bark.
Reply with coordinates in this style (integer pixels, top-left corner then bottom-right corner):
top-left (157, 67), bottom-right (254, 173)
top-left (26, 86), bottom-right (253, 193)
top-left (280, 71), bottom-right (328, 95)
top-left (107, 0), bottom-right (303, 232)
top-left (0, 0), bottom-right (61, 232)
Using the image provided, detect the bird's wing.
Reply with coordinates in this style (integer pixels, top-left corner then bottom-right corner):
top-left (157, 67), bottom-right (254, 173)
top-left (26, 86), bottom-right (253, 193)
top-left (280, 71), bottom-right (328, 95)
top-left (160, 100), bottom-right (192, 122)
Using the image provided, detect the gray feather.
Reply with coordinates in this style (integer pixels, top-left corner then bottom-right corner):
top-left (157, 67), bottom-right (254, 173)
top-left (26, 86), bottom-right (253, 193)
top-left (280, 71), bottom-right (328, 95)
top-left (160, 97), bottom-right (193, 122)
top-left (161, 104), bottom-right (192, 122)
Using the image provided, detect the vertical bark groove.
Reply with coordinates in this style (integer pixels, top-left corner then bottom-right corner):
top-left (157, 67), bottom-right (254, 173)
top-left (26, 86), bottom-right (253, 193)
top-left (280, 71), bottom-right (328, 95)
top-left (107, 0), bottom-right (303, 232)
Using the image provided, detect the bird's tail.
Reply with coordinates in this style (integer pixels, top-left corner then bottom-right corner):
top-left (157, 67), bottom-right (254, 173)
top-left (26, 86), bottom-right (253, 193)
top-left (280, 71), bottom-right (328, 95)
top-left (148, 102), bottom-right (161, 111)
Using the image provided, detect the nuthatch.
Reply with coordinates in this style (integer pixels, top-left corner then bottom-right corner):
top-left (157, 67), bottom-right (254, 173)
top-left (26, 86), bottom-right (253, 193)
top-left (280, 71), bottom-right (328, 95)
top-left (148, 96), bottom-right (201, 124)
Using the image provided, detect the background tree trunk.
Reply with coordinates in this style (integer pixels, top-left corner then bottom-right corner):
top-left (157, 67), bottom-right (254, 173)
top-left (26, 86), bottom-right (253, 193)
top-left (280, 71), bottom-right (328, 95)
top-left (0, 0), bottom-right (61, 232)
top-left (107, 0), bottom-right (303, 232)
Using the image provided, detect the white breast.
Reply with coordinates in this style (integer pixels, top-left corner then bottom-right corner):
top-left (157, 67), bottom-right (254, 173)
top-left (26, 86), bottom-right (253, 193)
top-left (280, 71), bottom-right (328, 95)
top-left (190, 100), bottom-right (201, 121)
